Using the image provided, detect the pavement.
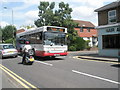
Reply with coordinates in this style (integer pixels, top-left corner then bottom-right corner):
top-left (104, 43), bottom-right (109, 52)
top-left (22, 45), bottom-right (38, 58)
top-left (69, 50), bottom-right (118, 62)
top-left (78, 55), bottom-right (118, 62)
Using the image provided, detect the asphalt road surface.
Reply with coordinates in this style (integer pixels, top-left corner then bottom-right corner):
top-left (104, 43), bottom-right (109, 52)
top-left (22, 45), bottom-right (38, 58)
top-left (1, 51), bottom-right (120, 89)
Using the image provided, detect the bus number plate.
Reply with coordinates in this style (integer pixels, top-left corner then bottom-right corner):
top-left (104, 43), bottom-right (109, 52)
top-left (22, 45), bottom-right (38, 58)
top-left (54, 54), bottom-right (60, 56)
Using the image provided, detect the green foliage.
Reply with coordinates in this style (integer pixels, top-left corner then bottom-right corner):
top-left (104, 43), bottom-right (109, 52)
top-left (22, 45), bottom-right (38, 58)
top-left (84, 40), bottom-right (91, 50)
top-left (0, 27), bottom-right (2, 43)
top-left (35, 2), bottom-right (55, 27)
top-left (68, 37), bottom-right (86, 51)
top-left (35, 1), bottom-right (78, 28)
top-left (2, 25), bottom-right (17, 41)
top-left (69, 46), bottom-right (76, 51)
top-left (0, 27), bottom-right (2, 36)
top-left (4, 38), bottom-right (13, 43)
top-left (4, 38), bottom-right (16, 46)
top-left (85, 40), bottom-right (90, 48)
top-left (35, 1), bottom-right (87, 51)
top-left (86, 46), bottom-right (91, 50)
top-left (20, 25), bottom-right (35, 29)
top-left (75, 37), bottom-right (86, 50)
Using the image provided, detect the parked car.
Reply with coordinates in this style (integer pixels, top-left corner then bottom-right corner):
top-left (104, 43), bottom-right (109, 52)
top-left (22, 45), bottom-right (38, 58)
top-left (0, 44), bottom-right (18, 59)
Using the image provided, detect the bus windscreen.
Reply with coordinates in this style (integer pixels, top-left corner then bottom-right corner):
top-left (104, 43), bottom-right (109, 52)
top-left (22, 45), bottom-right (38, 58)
top-left (47, 27), bottom-right (65, 32)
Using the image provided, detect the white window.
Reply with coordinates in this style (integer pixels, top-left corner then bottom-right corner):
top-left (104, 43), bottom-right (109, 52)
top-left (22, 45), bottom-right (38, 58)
top-left (80, 29), bottom-right (83, 32)
top-left (87, 29), bottom-right (90, 32)
top-left (108, 10), bottom-right (117, 24)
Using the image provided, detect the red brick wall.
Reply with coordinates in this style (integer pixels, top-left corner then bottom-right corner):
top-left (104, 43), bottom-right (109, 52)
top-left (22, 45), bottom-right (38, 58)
top-left (74, 28), bottom-right (98, 37)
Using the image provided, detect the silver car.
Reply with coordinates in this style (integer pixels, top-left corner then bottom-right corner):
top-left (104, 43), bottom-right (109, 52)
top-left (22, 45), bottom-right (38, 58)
top-left (0, 44), bottom-right (18, 59)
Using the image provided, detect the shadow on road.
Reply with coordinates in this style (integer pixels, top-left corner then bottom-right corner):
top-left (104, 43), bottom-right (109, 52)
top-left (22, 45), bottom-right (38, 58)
top-left (111, 64), bottom-right (120, 68)
top-left (2, 56), bottom-right (18, 60)
top-left (18, 62), bottom-right (33, 66)
top-left (18, 62), bottom-right (23, 64)
top-left (35, 56), bottom-right (65, 61)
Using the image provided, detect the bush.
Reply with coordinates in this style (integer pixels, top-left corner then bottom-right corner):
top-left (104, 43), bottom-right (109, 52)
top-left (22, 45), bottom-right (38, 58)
top-left (75, 37), bottom-right (86, 51)
top-left (86, 46), bottom-right (91, 50)
top-left (69, 46), bottom-right (76, 51)
top-left (68, 37), bottom-right (86, 51)
top-left (85, 40), bottom-right (91, 49)
top-left (5, 38), bottom-right (13, 43)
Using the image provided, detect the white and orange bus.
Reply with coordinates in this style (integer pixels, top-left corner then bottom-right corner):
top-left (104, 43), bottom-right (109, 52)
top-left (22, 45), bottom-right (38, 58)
top-left (16, 26), bottom-right (68, 57)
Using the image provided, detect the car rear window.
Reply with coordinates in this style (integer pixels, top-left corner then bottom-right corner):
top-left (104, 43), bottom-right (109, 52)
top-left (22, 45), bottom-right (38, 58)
top-left (3, 45), bottom-right (15, 49)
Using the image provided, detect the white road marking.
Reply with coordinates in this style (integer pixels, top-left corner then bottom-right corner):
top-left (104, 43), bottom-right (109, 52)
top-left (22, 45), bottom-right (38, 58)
top-left (72, 70), bottom-right (120, 85)
top-left (35, 61), bottom-right (53, 66)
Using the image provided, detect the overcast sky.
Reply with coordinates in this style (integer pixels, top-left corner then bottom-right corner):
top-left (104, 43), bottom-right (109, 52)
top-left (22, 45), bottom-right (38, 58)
top-left (0, 0), bottom-right (116, 29)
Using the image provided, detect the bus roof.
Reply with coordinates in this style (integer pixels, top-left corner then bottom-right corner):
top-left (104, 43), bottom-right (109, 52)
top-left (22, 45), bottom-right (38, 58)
top-left (16, 26), bottom-right (67, 37)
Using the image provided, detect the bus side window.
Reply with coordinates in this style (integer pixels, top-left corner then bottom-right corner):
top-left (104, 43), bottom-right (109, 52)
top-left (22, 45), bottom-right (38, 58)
top-left (20, 36), bottom-right (23, 38)
top-left (36, 32), bottom-right (42, 44)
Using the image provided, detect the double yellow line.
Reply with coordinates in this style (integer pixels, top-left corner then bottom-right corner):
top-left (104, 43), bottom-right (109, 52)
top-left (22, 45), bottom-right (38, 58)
top-left (0, 64), bottom-right (38, 89)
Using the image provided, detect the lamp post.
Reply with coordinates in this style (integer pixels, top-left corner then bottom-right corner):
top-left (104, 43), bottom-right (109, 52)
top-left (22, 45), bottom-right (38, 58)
top-left (4, 7), bottom-right (14, 44)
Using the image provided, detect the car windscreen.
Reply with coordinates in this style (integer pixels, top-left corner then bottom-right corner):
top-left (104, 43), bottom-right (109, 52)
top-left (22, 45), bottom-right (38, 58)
top-left (3, 45), bottom-right (15, 49)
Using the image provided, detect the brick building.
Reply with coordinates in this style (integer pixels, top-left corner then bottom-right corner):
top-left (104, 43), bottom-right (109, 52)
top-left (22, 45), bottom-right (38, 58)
top-left (16, 29), bottom-right (25, 34)
top-left (95, 0), bottom-right (120, 57)
top-left (74, 20), bottom-right (98, 47)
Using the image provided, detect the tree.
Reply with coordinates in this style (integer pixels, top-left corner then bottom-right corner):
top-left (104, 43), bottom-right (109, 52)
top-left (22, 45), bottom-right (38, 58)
top-left (35, 2), bottom-right (78, 28)
top-left (35, 2), bottom-right (55, 27)
top-left (2, 25), bottom-right (16, 42)
top-left (0, 27), bottom-right (2, 43)
top-left (35, 2), bottom-right (86, 51)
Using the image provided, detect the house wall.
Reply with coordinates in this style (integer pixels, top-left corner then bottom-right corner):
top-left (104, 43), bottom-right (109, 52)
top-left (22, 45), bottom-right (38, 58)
top-left (98, 10), bottom-right (108, 26)
top-left (98, 6), bottom-right (120, 26)
top-left (117, 6), bottom-right (120, 22)
top-left (74, 28), bottom-right (97, 37)
top-left (96, 2), bottom-right (120, 57)
top-left (97, 25), bottom-right (119, 57)
top-left (74, 28), bottom-right (98, 47)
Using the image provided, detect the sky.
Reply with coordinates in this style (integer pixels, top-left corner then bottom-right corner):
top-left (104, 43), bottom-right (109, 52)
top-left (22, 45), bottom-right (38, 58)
top-left (0, 0), bottom-right (117, 29)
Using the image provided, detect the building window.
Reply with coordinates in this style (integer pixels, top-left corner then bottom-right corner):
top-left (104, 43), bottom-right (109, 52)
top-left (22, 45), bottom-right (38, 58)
top-left (108, 10), bottom-right (117, 24)
top-left (87, 29), bottom-right (90, 32)
top-left (87, 37), bottom-right (90, 39)
top-left (102, 34), bottom-right (120, 49)
top-left (80, 29), bottom-right (83, 32)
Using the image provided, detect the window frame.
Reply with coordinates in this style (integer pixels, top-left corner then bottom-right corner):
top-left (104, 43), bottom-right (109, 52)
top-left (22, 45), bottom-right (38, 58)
top-left (102, 34), bottom-right (120, 49)
top-left (108, 10), bottom-right (117, 24)
top-left (87, 29), bottom-right (90, 32)
top-left (80, 28), bottom-right (83, 32)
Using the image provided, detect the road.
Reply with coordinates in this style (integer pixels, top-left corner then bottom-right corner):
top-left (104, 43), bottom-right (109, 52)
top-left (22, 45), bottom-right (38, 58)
top-left (1, 51), bottom-right (119, 89)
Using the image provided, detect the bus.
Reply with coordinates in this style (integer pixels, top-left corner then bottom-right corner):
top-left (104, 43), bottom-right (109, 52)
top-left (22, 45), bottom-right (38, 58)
top-left (16, 26), bottom-right (68, 57)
